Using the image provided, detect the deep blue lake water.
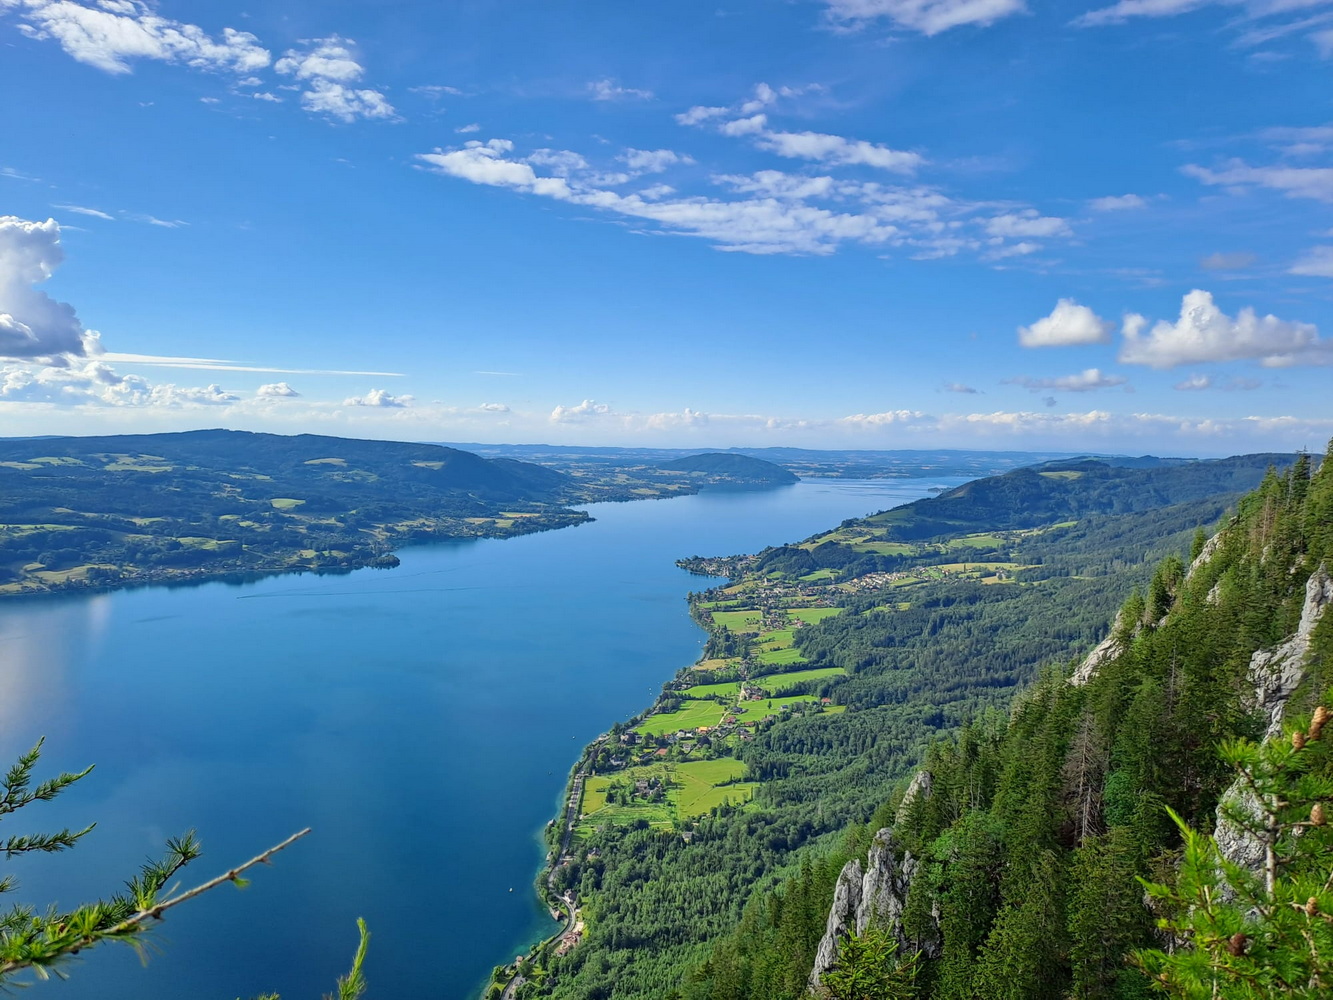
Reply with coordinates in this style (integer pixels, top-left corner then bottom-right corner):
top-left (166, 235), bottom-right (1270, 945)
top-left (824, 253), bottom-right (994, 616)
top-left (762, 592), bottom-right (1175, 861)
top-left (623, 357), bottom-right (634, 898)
top-left (0, 477), bottom-right (965, 999)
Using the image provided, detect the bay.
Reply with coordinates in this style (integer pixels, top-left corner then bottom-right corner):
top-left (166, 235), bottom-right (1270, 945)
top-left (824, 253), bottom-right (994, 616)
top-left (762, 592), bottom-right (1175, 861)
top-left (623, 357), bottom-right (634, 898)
top-left (0, 476), bottom-right (965, 999)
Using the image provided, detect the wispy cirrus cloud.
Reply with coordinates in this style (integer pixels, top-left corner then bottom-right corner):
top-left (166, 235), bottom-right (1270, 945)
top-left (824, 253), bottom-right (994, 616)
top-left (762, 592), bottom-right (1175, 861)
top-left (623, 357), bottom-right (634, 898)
top-left (1004, 368), bottom-right (1129, 392)
top-left (821, 0), bottom-right (1028, 35)
top-left (418, 88), bottom-right (1072, 260)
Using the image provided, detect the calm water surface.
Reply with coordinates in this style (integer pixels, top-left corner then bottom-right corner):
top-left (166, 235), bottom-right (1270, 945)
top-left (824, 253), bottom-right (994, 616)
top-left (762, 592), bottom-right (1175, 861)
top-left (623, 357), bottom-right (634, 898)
top-left (0, 477), bottom-right (965, 999)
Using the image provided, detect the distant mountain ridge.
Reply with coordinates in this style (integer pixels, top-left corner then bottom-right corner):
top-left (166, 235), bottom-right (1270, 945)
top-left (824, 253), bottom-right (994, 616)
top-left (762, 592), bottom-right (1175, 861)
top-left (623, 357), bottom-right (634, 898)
top-left (655, 452), bottom-right (798, 485)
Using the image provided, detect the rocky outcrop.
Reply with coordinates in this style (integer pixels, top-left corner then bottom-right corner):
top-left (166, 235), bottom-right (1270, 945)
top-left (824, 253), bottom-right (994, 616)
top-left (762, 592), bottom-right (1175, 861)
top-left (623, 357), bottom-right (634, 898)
top-left (1186, 530), bottom-right (1224, 581)
top-left (1215, 563), bottom-right (1331, 877)
top-left (1070, 615), bottom-right (1123, 687)
top-left (1248, 563), bottom-right (1331, 740)
top-left (896, 770), bottom-right (933, 825)
top-left (809, 828), bottom-right (940, 988)
top-left (810, 857), bottom-right (864, 988)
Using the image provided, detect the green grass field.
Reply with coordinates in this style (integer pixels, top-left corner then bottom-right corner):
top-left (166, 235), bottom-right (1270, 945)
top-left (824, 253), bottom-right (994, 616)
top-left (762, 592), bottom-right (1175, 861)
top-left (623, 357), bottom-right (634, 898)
top-left (788, 607), bottom-right (841, 625)
top-left (757, 646), bottom-right (805, 666)
top-left (683, 680), bottom-right (741, 699)
top-left (711, 610), bottom-right (762, 631)
top-left (636, 700), bottom-right (727, 735)
top-left (672, 760), bottom-right (757, 816)
top-left (757, 667), bottom-right (844, 694)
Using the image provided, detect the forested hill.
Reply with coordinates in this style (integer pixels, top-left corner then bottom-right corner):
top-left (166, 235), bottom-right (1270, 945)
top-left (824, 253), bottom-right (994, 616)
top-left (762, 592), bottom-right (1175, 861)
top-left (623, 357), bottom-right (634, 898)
top-left (512, 450), bottom-right (1300, 1000)
top-left (0, 428), bottom-right (571, 500)
top-left (865, 453), bottom-right (1293, 540)
top-left (656, 452), bottom-right (798, 485)
top-left (688, 445), bottom-right (1333, 1000)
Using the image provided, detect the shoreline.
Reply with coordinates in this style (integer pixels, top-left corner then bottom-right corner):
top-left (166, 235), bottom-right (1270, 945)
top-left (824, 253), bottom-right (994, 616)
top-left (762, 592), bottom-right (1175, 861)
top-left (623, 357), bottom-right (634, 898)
top-left (485, 571), bottom-right (729, 1000)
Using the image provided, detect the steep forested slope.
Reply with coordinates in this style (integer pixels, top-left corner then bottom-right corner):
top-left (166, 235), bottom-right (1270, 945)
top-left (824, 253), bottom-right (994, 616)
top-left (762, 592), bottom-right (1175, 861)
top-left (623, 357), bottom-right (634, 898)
top-left (685, 445), bottom-right (1332, 1000)
top-left (518, 452), bottom-right (1297, 1000)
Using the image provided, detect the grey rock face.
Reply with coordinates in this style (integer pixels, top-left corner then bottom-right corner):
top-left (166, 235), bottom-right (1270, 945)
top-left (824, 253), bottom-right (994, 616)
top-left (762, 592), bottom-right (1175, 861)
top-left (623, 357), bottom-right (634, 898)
top-left (810, 858), bottom-right (863, 989)
top-left (1215, 563), bottom-right (1331, 880)
top-left (896, 770), bottom-right (933, 826)
top-left (1248, 563), bottom-right (1331, 740)
top-left (1070, 617), bottom-right (1123, 687)
top-left (809, 827), bottom-right (941, 988)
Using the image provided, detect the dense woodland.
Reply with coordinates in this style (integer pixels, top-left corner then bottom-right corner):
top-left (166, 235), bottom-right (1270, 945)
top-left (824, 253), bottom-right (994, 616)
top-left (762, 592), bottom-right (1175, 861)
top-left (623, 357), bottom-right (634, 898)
top-left (527, 453), bottom-right (1300, 1000)
top-left (682, 446), bottom-right (1333, 1000)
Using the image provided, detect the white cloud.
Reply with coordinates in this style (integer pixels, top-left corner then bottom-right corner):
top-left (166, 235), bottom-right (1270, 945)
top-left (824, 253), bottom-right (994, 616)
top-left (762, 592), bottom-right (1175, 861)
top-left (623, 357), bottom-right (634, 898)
top-left (275, 36), bottom-right (395, 122)
top-left (755, 129), bottom-right (923, 173)
top-left (985, 211), bottom-right (1072, 238)
top-left (1119, 289), bottom-right (1332, 368)
top-left (679, 87), bottom-right (923, 175)
top-left (1076, 0), bottom-right (1333, 39)
top-left (588, 79), bottom-right (653, 101)
top-left (0, 216), bottom-right (95, 362)
top-left (455, 122), bottom-right (481, 134)
top-left (2, 0), bottom-right (270, 75)
top-left (822, 0), bottom-right (1027, 34)
top-left (256, 381), bottom-right (300, 397)
top-left (1088, 193), bottom-right (1146, 211)
top-left (1182, 160), bottom-right (1333, 202)
top-left (1004, 368), bottom-right (1129, 392)
top-left (1174, 374), bottom-right (1212, 391)
top-left (943, 382), bottom-right (981, 393)
top-left (620, 148), bottom-right (693, 173)
top-left (676, 105), bottom-right (730, 126)
top-left (344, 388), bottom-right (413, 407)
top-left (52, 203), bottom-right (113, 220)
top-left (550, 398), bottom-right (612, 422)
top-left (418, 136), bottom-right (1067, 257)
top-left (1018, 299), bottom-right (1113, 347)
top-left (1291, 245), bottom-right (1333, 276)
top-left (251, 91), bottom-right (281, 103)
top-left (97, 351), bottom-right (403, 376)
top-left (478, 402), bottom-right (509, 412)
top-left (0, 359), bottom-right (237, 406)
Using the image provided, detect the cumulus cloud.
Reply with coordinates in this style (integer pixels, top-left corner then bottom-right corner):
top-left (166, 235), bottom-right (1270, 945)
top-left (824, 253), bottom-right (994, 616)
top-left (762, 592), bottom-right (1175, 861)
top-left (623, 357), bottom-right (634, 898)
top-left (478, 401), bottom-right (509, 412)
top-left (550, 398), bottom-right (612, 422)
top-left (256, 381), bottom-right (300, 397)
top-left (0, 359), bottom-right (237, 406)
top-left (344, 388), bottom-right (412, 407)
top-left (822, 0), bottom-right (1027, 35)
top-left (1291, 245), bottom-right (1333, 277)
top-left (588, 79), bottom-right (653, 101)
top-left (1088, 193), bottom-right (1146, 211)
top-left (0, 216), bottom-right (94, 362)
top-left (1004, 368), bottom-right (1129, 392)
top-left (1018, 299), bottom-right (1114, 348)
top-left (1, 0), bottom-right (270, 75)
top-left (943, 382), bottom-right (980, 393)
top-left (1119, 289), bottom-right (1332, 368)
top-left (455, 122), bottom-right (481, 134)
top-left (275, 36), bottom-right (394, 122)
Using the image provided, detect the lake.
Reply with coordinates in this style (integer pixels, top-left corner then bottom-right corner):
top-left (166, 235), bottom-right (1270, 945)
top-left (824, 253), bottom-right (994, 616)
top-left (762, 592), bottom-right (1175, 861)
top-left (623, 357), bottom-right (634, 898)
top-left (0, 476), bottom-right (965, 999)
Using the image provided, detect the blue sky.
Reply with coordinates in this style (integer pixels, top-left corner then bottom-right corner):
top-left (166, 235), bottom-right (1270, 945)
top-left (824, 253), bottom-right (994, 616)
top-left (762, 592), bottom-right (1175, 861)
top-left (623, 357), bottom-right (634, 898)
top-left (1, 0), bottom-right (1330, 455)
